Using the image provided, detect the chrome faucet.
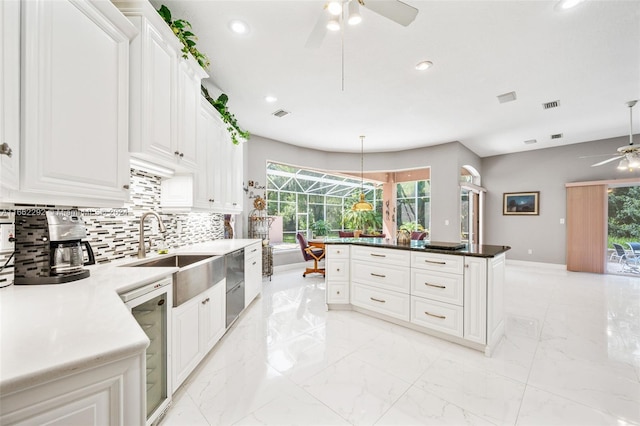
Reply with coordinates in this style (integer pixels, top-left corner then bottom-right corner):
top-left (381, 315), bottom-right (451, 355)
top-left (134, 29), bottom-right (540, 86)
top-left (138, 211), bottom-right (167, 258)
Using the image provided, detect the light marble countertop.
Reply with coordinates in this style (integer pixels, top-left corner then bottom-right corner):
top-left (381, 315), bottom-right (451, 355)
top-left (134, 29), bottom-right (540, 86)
top-left (0, 239), bottom-right (260, 395)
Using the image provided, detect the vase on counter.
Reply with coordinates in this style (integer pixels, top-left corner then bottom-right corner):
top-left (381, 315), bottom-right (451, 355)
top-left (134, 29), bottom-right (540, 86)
top-left (396, 229), bottom-right (410, 245)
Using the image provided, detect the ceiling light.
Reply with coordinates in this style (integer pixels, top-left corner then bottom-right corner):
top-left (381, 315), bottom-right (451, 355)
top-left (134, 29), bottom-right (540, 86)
top-left (415, 61), bottom-right (433, 71)
top-left (327, 15), bottom-right (341, 31)
top-left (628, 155), bottom-right (640, 169)
top-left (327, 1), bottom-right (343, 16)
top-left (352, 136), bottom-right (373, 212)
top-left (265, 95), bottom-right (277, 103)
top-left (347, 1), bottom-right (362, 25)
top-left (617, 157), bottom-right (629, 170)
top-left (229, 20), bottom-right (249, 34)
top-left (557, 0), bottom-right (585, 10)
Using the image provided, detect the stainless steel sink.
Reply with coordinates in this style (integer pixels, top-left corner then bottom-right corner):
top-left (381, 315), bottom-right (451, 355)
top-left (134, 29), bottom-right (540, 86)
top-left (126, 254), bottom-right (214, 268)
top-left (122, 254), bottom-right (225, 306)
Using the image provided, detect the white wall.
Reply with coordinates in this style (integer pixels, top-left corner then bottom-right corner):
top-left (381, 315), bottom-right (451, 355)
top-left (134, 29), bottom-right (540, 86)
top-left (245, 136), bottom-right (482, 242)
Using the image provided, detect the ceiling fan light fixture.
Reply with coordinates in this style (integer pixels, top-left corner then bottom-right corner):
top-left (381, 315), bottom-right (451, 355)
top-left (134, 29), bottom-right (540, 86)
top-left (415, 60), bottom-right (433, 71)
top-left (628, 155), bottom-right (640, 169)
top-left (347, 1), bottom-right (362, 25)
top-left (617, 158), bottom-right (629, 170)
top-left (327, 1), bottom-right (343, 16)
top-left (327, 15), bottom-right (341, 31)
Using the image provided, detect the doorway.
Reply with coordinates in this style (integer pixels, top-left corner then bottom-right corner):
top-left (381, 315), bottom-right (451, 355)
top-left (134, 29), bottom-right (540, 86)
top-left (607, 184), bottom-right (640, 276)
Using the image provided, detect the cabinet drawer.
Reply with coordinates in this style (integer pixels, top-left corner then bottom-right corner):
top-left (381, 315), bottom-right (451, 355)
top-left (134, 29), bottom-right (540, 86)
top-left (411, 270), bottom-right (463, 306)
top-left (411, 297), bottom-right (463, 337)
top-left (352, 246), bottom-right (410, 267)
top-left (327, 258), bottom-right (349, 281)
top-left (327, 282), bottom-right (349, 304)
top-left (326, 245), bottom-right (350, 259)
top-left (411, 252), bottom-right (464, 274)
top-left (352, 283), bottom-right (410, 321)
top-left (245, 243), bottom-right (261, 260)
top-left (352, 260), bottom-right (409, 293)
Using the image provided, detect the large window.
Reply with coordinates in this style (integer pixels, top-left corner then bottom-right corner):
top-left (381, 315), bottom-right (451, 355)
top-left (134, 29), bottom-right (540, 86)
top-left (396, 180), bottom-right (431, 232)
top-left (266, 162), bottom-right (381, 242)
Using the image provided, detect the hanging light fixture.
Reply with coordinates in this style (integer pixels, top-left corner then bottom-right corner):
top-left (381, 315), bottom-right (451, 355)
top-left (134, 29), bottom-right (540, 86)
top-left (352, 135), bottom-right (373, 211)
top-left (618, 100), bottom-right (639, 171)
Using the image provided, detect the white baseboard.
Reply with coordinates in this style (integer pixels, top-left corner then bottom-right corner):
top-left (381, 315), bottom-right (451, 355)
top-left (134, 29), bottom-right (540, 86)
top-left (506, 259), bottom-right (566, 269)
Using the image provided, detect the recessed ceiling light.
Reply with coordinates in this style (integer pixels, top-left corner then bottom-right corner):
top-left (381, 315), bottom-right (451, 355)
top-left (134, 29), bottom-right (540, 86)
top-left (556, 0), bottom-right (585, 10)
top-left (415, 61), bottom-right (433, 71)
top-left (229, 20), bottom-right (249, 34)
top-left (265, 95), bottom-right (277, 103)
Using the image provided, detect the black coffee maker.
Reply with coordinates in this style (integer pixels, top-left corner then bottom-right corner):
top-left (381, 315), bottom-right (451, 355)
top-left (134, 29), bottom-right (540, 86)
top-left (14, 211), bottom-right (95, 285)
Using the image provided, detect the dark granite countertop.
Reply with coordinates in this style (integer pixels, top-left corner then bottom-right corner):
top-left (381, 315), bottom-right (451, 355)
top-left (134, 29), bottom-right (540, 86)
top-left (323, 238), bottom-right (510, 258)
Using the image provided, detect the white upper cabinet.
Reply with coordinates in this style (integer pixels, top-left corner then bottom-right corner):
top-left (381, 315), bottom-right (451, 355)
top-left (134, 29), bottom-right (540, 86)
top-left (8, 0), bottom-right (137, 207)
top-left (193, 99), bottom-right (223, 210)
top-left (115, 0), bottom-right (207, 172)
top-left (0, 0), bottom-right (20, 205)
top-left (223, 133), bottom-right (244, 213)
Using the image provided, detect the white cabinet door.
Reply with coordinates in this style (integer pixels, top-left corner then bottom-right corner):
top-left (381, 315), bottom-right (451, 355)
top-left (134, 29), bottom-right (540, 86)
top-left (176, 60), bottom-right (202, 170)
top-left (172, 297), bottom-right (202, 391)
top-left (17, 0), bottom-right (136, 207)
top-left (0, 354), bottom-right (145, 426)
top-left (193, 99), bottom-right (224, 210)
top-left (202, 280), bottom-right (226, 352)
top-left (118, 0), bottom-right (179, 167)
top-left (244, 242), bottom-right (262, 306)
top-left (222, 135), bottom-right (244, 213)
top-left (463, 256), bottom-right (487, 344)
top-left (0, 0), bottom-right (20, 203)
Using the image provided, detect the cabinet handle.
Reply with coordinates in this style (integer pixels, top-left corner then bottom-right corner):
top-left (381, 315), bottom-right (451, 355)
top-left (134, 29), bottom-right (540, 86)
top-left (465, 264), bottom-right (469, 268)
top-left (370, 253), bottom-right (386, 258)
top-left (424, 260), bottom-right (446, 265)
top-left (209, 198), bottom-right (215, 203)
top-left (337, 250), bottom-right (341, 254)
top-left (179, 152), bottom-right (184, 158)
top-left (233, 202), bottom-right (238, 206)
top-left (201, 297), bottom-right (210, 305)
top-left (370, 297), bottom-right (386, 303)
top-left (174, 151), bottom-right (180, 156)
top-left (122, 184), bottom-right (130, 190)
top-left (370, 273), bottom-right (386, 278)
top-left (252, 261), bottom-right (257, 265)
top-left (0, 143), bottom-right (13, 157)
top-left (424, 282), bottom-right (446, 289)
top-left (336, 290), bottom-right (340, 295)
top-left (251, 248), bottom-right (258, 253)
top-left (424, 311), bottom-right (446, 319)
top-left (336, 268), bottom-right (340, 272)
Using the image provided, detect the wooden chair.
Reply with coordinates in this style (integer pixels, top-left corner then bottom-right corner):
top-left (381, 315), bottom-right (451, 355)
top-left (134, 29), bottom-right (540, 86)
top-left (296, 232), bottom-right (325, 277)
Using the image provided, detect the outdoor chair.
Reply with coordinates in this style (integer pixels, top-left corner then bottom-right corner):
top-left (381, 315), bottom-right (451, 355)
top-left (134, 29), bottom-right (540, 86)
top-left (612, 243), bottom-right (639, 273)
top-left (296, 232), bottom-right (325, 277)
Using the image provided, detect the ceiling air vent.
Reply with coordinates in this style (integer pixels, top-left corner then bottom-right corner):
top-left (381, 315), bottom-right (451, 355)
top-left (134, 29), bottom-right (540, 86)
top-left (272, 109), bottom-right (290, 118)
top-left (551, 133), bottom-right (563, 140)
top-left (497, 91), bottom-right (517, 104)
top-left (542, 100), bottom-right (560, 109)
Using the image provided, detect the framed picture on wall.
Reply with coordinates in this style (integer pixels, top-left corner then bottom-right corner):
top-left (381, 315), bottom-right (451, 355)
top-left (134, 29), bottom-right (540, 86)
top-left (503, 191), bottom-right (540, 215)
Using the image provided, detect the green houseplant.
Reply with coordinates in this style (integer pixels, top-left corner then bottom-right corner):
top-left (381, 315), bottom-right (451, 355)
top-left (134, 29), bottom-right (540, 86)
top-left (341, 209), bottom-right (382, 235)
top-left (157, 5), bottom-right (210, 69)
top-left (310, 220), bottom-right (330, 238)
top-left (201, 86), bottom-right (250, 145)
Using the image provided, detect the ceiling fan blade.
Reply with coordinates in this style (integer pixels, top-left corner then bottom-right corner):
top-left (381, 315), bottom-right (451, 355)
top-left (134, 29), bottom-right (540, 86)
top-left (591, 156), bottom-right (623, 167)
top-left (362, 0), bottom-right (419, 26)
top-left (305, 12), bottom-right (328, 49)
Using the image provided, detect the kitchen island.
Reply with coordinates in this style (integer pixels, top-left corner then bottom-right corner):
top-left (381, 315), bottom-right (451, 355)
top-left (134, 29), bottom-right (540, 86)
top-left (323, 238), bottom-right (510, 356)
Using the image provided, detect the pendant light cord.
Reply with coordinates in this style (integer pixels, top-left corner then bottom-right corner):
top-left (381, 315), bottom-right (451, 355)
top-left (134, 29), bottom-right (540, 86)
top-left (360, 135), bottom-right (364, 192)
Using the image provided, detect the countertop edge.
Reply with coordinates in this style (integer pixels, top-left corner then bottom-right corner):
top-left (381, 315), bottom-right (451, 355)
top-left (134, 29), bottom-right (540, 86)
top-left (323, 239), bottom-right (511, 258)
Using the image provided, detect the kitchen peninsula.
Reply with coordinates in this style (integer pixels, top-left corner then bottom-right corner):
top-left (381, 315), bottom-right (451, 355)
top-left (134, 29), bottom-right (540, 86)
top-left (324, 238), bottom-right (510, 356)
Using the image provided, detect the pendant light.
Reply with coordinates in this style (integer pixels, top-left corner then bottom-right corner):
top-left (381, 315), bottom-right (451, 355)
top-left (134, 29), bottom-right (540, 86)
top-left (352, 135), bottom-right (373, 211)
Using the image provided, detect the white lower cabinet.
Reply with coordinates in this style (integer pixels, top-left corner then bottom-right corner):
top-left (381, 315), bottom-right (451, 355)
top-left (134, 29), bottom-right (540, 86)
top-left (327, 244), bottom-right (505, 355)
top-left (244, 242), bottom-right (262, 307)
top-left (0, 354), bottom-right (145, 426)
top-left (172, 279), bottom-right (225, 392)
top-left (326, 245), bottom-right (350, 304)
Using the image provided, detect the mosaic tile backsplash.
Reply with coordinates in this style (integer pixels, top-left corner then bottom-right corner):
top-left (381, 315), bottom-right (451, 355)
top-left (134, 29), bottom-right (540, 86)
top-left (84, 168), bottom-right (225, 264)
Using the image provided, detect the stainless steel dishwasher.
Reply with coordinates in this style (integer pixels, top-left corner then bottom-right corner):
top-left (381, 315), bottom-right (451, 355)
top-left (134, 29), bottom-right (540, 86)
top-left (225, 249), bottom-right (245, 327)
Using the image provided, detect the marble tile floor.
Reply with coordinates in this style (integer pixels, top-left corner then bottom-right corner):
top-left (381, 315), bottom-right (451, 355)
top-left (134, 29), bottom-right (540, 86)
top-left (161, 263), bottom-right (640, 426)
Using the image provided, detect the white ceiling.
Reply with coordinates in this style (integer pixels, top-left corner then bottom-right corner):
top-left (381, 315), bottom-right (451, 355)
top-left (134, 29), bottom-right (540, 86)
top-left (151, 0), bottom-right (640, 156)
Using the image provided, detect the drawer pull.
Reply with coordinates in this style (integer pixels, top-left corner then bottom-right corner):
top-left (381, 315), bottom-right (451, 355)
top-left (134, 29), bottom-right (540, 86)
top-left (370, 297), bottom-right (386, 303)
top-left (424, 311), bottom-right (446, 319)
top-left (337, 291), bottom-right (341, 295)
top-left (425, 260), bottom-right (446, 265)
top-left (370, 253), bottom-right (386, 258)
top-left (336, 268), bottom-right (340, 272)
top-left (425, 282), bottom-right (446, 289)
top-left (371, 273), bottom-right (386, 278)
top-left (201, 297), bottom-right (210, 305)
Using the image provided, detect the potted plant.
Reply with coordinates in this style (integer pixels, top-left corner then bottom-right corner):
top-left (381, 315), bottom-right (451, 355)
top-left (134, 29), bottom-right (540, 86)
top-left (342, 209), bottom-right (382, 237)
top-left (310, 220), bottom-right (330, 238)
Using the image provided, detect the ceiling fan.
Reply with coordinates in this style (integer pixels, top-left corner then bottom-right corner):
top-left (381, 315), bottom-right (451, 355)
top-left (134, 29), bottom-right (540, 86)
top-left (305, 0), bottom-right (419, 49)
top-left (590, 100), bottom-right (640, 170)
